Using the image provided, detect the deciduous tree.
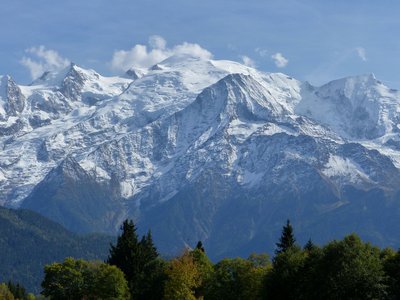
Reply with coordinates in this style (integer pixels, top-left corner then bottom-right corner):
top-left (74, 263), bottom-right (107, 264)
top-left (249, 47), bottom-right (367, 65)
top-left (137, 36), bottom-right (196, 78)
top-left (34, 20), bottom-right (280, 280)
top-left (163, 250), bottom-right (200, 300)
top-left (41, 257), bottom-right (130, 300)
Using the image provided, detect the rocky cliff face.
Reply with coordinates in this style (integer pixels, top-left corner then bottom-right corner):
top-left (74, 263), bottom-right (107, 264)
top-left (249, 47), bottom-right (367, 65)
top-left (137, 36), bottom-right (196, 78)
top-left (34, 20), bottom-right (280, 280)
top-left (1, 55), bottom-right (400, 258)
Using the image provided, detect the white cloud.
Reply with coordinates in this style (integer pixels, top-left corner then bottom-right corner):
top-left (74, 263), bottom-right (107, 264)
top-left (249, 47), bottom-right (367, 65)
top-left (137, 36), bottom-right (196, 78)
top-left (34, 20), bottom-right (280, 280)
top-left (149, 35), bottom-right (167, 50)
top-left (271, 52), bottom-right (289, 68)
top-left (255, 47), bottom-right (269, 57)
top-left (20, 46), bottom-right (70, 79)
top-left (241, 55), bottom-right (256, 68)
top-left (110, 36), bottom-right (213, 72)
top-left (356, 47), bottom-right (367, 61)
top-left (173, 42), bottom-right (212, 59)
top-left (110, 45), bottom-right (167, 72)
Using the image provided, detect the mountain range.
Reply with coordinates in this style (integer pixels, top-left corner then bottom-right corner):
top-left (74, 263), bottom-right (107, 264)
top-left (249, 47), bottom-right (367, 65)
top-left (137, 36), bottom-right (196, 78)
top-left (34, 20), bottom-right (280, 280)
top-left (1, 54), bottom-right (400, 259)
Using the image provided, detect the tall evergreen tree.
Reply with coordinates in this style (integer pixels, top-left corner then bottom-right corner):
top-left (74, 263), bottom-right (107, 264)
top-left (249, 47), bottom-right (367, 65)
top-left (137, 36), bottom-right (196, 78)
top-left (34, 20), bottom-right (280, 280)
top-left (138, 230), bottom-right (166, 300)
top-left (304, 239), bottom-right (315, 252)
top-left (107, 219), bottom-right (165, 300)
top-left (195, 241), bottom-right (205, 253)
top-left (139, 230), bottom-right (158, 262)
top-left (275, 219), bottom-right (296, 254)
top-left (107, 219), bottom-right (140, 284)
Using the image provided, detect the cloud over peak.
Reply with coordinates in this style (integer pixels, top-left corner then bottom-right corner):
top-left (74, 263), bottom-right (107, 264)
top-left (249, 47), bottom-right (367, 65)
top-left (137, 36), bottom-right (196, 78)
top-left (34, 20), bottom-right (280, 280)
top-left (20, 46), bottom-right (70, 80)
top-left (356, 47), bottom-right (367, 61)
top-left (110, 36), bottom-right (213, 72)
top-left (271, 52), bottom-right (289, 68)
top-left (241, 55), bottom-right (256, 68)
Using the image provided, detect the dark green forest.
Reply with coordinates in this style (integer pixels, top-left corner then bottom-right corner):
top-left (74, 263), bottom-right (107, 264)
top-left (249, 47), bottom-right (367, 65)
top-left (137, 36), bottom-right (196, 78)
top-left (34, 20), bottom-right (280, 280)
top-left (3, 218), bottom-right (400, 299)
top-left (0, 207), bottom-right (113, 293)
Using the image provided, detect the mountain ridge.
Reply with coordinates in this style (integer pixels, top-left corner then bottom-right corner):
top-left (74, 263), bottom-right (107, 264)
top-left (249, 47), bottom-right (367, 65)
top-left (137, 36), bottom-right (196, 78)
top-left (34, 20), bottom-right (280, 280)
top-left (1, 55), bottom-right (400, 258)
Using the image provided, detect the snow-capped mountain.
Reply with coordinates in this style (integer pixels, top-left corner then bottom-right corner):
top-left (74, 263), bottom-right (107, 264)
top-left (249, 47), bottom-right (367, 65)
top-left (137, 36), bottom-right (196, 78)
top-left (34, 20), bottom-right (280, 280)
top-left (2, 54), bottom-right (400, 258)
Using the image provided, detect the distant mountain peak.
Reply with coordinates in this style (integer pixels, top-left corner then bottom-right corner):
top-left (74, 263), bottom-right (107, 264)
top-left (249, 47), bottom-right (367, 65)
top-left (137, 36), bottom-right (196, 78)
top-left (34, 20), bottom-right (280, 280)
top-left (124, 67), bottom-right (146, 80)
top-left (0, 74), bottom-right (25, 118)
top-left (150, 63), bottom-right (164, 71)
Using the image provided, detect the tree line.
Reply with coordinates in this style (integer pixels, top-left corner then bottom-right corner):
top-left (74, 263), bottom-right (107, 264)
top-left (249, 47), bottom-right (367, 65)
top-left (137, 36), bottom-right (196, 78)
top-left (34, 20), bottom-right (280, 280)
top-left (2, 219), bottom-right (400, 299)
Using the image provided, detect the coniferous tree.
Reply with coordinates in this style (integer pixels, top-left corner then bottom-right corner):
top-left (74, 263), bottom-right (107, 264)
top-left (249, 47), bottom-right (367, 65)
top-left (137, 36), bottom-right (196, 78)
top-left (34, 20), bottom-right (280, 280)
top-left (195, 241), bottom-right (205, 253)
top-left (138, 231), bottom-right (166, 300)
top-left (107, 219), bottom-right (165, 300)
top-left (304, 239), bottom-right (315, 252)
top-left (275, 219), bottom-right (296, 254)
top-left (139, 230), bottom-right (158, 262)
top-left (107, 219), bottom-right (141, 285)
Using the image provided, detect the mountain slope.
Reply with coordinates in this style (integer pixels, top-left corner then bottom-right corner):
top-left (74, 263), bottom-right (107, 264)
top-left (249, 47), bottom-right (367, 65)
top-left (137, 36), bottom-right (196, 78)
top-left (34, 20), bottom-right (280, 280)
top-left (22, 156), bottom-right (125, 233)
top-left (0, 206), bottom-right (113, 293)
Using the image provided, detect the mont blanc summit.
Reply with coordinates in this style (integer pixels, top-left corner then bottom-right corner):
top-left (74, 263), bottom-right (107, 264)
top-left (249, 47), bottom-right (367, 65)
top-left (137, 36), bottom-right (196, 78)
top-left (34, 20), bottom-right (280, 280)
top-left (1, 54), bottom-right (400, 258)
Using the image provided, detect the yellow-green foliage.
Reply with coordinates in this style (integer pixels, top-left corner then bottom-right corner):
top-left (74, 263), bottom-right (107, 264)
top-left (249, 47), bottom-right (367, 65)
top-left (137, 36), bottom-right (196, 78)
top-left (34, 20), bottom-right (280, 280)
top-left (163, 250), bottom-right (201, 300)
top-left (0, 283), bottom-right (15, 300)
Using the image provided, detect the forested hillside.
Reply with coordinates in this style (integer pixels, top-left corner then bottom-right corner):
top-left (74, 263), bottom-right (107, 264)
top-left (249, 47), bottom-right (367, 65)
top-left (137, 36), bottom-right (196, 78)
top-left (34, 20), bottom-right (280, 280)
top-left (0, 207), bottom-right (113, 293)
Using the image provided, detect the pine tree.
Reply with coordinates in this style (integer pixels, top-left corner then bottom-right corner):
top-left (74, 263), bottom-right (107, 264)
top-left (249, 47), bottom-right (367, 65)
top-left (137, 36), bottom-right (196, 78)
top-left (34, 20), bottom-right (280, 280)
top-left (304, 238), bottom-right (315, 252)
top-left (107, 219), bottom-right (141, 284)
top-left (140, 230), bottom-right (158, 262)
top-left (137, 230), bottom-right (166, 300)
top-left (107, 220), bottom-right (164, 300)
top-left (275, 219), bottom-right (296, 254)
top-left (195, 241), bottom-right (205, 253)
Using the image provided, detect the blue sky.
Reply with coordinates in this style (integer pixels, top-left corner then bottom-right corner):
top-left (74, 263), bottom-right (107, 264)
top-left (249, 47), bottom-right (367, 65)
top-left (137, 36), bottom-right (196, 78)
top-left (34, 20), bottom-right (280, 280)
top-left (1, 0), bottom-right (400, 87)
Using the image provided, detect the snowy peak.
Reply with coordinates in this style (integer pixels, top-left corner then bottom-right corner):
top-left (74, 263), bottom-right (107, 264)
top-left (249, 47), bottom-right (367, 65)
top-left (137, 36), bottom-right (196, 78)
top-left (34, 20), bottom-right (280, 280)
top-left (31, 63), bottom-right (99, 88)
top-left (128, 73), bottom-right (302, 165)
top-left (30, 64), bottom-right (73, 87)
top-left (0, 75), bottom-right (25, 119)
top-left (296, 73), bottom-right (400, 139)
top-left (318, 73), bottom-right (379, 100)
top-left (191, 73), bottom-right (295, 124)
top-left (124, 67), bottom-right (146, 80)
top-left (30, 63), bottom-right (131, 103)
top-left (59, 64), bottom-right (89, 101)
